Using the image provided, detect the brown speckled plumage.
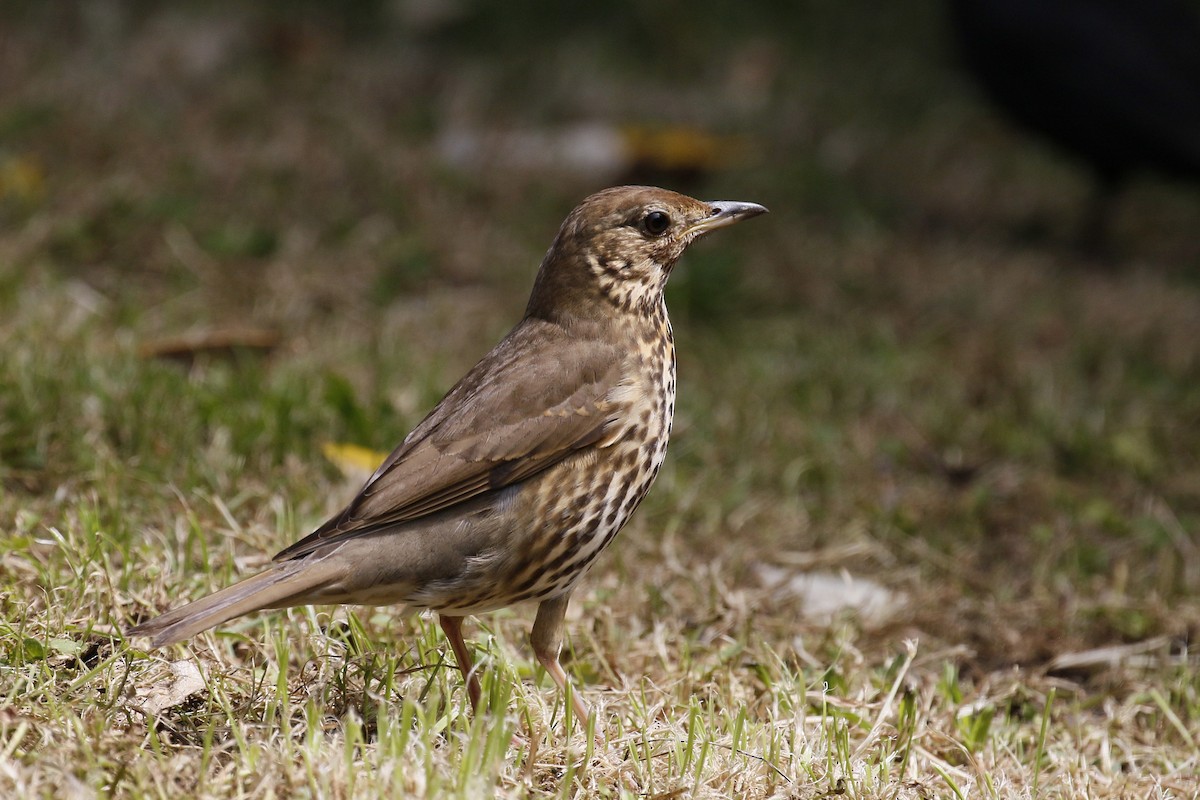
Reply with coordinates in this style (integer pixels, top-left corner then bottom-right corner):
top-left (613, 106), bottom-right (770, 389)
top-left (127, 186), bottom-right (767, 727)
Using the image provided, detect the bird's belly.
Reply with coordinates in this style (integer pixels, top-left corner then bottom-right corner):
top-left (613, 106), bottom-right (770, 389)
top-left (424, 423), bottom-right (671, 615)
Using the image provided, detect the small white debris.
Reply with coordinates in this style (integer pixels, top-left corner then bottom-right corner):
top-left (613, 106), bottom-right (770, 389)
top-left (756, 566), bottom-right (906, 625)
top-left (437, 124), bottom-right (625, 175)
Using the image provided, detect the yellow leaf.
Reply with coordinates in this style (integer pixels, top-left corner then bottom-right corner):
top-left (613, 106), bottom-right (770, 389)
top-left (0, 154), bottom-right (45, 204)
top-left (321, 441), bottom-right (388, 479)
top-left (618, 124), bottom-right (743, 173)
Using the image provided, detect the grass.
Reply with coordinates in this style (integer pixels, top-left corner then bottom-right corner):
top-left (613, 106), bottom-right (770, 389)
top-left (3, 1), bottom-right (1200, 797)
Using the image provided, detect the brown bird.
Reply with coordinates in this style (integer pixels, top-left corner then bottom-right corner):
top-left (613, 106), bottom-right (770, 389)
top-left (127, 186), bottom-right (767, 725)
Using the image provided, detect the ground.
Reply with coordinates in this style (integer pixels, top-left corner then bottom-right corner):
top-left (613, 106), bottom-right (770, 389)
top-left (2, 2), bottom-right (1199, 798)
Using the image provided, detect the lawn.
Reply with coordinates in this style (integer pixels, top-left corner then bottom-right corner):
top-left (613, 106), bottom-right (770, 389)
top-left (2, 2), bottom-right (1199, 797)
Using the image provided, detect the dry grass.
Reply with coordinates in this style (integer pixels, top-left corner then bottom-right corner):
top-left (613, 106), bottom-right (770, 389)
top-left (2, 2), bottom-right (1200, 797)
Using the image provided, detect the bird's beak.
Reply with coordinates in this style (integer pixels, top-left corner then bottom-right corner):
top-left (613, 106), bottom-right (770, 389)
top-left (685, 200), bottom-right (769, 237)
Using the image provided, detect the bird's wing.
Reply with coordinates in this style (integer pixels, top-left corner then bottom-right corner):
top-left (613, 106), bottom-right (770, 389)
top-left (274, 319), bottom-right (625, 561)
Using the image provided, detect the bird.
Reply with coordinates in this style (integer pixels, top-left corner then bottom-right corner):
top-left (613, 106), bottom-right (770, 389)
top-left (126, 185), bottom-right (768, 727)
top-left (949, 0), bottom-right (1200, 249)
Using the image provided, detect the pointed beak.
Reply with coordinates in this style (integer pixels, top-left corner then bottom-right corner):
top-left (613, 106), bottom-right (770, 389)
top-left (685, 200), bottom-right (769, 237)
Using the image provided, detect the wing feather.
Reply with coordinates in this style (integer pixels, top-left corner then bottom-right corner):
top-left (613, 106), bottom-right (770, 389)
top-left (274, 318), bottom-right (623, 561)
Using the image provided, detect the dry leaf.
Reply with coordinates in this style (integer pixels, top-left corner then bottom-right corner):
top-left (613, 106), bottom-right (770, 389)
top-left (138, 328), bottom-right (280, 363)
top-left (133, 660), bottom-right (206, 716)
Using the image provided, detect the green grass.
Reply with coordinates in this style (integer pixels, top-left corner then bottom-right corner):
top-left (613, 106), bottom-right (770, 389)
top-left (3, 1), bottom-right (1200, 797)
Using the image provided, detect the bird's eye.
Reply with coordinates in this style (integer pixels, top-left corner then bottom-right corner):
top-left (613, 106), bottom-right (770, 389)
top-left (642, 210), bottom-right (670, 237)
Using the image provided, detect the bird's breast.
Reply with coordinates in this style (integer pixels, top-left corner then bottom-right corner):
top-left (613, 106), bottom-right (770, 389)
top-left (546, 312), bottom-right (677, 567)
top-left (424, 312), bottom-right (677, 614)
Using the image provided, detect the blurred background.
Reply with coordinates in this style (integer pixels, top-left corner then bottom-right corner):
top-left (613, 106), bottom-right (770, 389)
top-left (4, 0), bottom-right (1198, 322)
top-left (3, 0), bottom-right (1200, 665)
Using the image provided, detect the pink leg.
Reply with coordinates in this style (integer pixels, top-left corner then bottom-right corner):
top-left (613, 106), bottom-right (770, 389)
top-left (439, 614), bottom-right (482, 711)
top-left (531, 595), bottom-right (591, 727)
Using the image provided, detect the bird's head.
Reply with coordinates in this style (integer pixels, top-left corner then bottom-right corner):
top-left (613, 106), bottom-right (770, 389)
top-left (526, 185), bottom-right (767, 322)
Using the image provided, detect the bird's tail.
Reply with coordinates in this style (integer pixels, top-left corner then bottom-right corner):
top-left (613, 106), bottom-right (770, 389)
top-left (126, 556), bottom-right (342, 648)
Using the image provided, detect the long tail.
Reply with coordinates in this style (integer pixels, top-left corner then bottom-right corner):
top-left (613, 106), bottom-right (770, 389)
top-left (126, 556), bottom-right (343, 648)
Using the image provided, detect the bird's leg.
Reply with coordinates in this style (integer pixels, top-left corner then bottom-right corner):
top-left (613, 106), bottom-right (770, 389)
top-left (439, 614), bottom-right (482, 711)
top-left (531, 594), bottom-right (591, 727)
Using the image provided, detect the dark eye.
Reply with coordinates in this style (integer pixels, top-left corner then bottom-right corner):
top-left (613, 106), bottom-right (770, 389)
top-left (643, 210), bottom-right (670, 236)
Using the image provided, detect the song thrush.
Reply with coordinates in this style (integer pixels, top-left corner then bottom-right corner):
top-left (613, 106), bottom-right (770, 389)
top-left (127, 185), bottom-right (767, 725)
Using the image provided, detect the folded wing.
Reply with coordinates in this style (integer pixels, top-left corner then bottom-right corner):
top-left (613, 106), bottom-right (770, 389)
top-left (274, 318), bottom-right (625, 561)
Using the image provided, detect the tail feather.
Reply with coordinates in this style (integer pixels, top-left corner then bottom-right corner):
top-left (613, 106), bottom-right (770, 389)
top-left (127, 557), bottom-right (342, 648)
